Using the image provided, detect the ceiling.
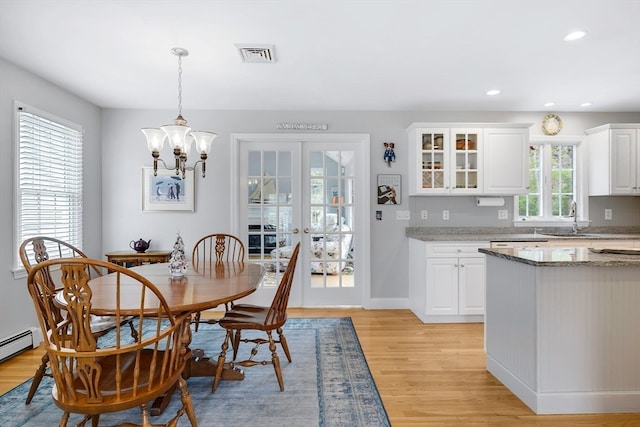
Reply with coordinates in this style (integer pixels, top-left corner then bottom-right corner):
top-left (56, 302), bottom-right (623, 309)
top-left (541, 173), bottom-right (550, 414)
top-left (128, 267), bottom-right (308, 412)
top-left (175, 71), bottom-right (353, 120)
top-left (1, 0), bottom-right (639, 112)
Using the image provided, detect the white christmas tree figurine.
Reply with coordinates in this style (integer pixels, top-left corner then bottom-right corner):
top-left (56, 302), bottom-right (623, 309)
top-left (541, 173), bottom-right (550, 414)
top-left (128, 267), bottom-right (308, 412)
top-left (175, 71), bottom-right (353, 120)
top-left (168, 233), bottom-right (187, 277)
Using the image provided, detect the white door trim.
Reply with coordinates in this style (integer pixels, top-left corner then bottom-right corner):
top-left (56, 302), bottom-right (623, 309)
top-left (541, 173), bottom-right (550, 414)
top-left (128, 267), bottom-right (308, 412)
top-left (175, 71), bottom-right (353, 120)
top-left (230, 133), bottom-right (371, 307)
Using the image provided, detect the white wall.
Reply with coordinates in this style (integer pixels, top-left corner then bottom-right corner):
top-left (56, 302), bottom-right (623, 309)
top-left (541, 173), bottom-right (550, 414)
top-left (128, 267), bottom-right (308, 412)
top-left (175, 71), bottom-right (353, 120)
top-left (101, 109), bottom-right (640, 304)
top-left (0, 58), bottom-right (102, 340)
top-left (2, 56), bottom-right (639, 341)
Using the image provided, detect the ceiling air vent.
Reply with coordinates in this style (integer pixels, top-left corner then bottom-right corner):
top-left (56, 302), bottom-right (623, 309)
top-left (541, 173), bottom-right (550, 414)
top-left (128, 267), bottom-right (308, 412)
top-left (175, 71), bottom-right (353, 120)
top-left (235, 44), bottom-right (277, 64)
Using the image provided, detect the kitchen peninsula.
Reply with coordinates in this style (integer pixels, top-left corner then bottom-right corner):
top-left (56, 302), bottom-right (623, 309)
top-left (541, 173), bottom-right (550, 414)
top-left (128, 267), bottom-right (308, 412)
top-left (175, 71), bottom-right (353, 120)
top-left (479, 246), bottom-right (640, 414)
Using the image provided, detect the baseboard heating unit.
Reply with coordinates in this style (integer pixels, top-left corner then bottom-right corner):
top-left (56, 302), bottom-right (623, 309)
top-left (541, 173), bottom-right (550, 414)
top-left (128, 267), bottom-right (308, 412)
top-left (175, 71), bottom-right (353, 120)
top-left (0, 328), bottom-right (41, 363)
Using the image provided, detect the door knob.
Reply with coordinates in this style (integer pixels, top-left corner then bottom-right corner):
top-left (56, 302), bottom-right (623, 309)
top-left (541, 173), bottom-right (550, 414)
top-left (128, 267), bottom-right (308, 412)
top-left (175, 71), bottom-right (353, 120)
top-left (292, 228), bottom-right (299, 234)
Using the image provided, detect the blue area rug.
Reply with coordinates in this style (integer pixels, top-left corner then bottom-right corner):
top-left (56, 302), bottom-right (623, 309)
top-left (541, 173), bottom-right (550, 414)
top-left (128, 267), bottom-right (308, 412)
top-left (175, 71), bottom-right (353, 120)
top-left (0, 317), bottom-right (390, 426)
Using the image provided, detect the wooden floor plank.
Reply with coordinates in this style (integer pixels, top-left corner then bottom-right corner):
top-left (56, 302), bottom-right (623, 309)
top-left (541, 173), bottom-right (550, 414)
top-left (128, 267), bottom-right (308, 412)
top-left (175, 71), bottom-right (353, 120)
top-left (1, 308), bottom-right (638, 425)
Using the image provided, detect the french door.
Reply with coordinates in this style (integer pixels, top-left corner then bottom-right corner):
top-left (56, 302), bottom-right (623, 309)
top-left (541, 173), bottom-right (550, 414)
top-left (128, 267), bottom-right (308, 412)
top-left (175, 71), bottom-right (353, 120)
top-left (231, 133), bottom-right (370, 307)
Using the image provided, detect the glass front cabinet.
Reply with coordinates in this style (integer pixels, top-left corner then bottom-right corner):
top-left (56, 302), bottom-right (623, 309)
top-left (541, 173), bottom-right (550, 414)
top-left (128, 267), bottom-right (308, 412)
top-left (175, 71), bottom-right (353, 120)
top-left (409, 126), bottom-right (482, 195)
top-left (407, 123), bottom-right (532, 196)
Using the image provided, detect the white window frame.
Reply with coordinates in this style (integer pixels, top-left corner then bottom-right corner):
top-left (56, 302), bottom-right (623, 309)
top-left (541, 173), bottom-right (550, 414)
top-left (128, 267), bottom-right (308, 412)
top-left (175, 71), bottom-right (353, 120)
top-left (13, 101), bottom-right (84, 277)
top-left (513, 135), bottom-right (589, 228)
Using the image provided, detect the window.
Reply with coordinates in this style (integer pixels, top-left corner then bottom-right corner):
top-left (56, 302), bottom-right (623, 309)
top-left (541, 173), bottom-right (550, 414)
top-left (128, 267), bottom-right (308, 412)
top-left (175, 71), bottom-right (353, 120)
top-left (516, 138), bottom-right (585, 225)
top-left (15, 103), bottom-right (83, 272)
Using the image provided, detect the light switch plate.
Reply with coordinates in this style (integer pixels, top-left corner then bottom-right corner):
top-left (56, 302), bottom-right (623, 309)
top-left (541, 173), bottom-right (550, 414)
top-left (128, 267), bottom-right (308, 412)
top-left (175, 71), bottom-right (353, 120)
top-left (396, 210), bottom-right (410, 220)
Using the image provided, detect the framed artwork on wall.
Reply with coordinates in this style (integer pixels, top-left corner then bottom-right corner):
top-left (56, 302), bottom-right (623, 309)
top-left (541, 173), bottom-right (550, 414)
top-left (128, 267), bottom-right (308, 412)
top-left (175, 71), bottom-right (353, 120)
top-left (141, 167), bottom-right (194, 212)
top-left (377, 174), bottom-right (401, 205)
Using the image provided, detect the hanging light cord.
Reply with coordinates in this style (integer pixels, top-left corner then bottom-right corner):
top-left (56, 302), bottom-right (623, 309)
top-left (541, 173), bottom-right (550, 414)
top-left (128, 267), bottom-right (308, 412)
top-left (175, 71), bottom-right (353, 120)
top-left (176, 54), bottom-right (183, 118)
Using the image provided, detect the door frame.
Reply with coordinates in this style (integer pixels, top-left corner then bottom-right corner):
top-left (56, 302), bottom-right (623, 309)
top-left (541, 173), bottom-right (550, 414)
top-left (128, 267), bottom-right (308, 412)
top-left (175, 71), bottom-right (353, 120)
top-left (230, 133), bottom-right (371, 307)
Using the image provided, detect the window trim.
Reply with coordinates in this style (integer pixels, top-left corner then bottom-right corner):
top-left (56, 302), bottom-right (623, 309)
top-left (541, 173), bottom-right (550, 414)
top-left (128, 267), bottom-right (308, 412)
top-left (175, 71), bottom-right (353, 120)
top-left (13, 101), bottom-right (84, 278)
top-left (513, 135), bottom-right (589, 228)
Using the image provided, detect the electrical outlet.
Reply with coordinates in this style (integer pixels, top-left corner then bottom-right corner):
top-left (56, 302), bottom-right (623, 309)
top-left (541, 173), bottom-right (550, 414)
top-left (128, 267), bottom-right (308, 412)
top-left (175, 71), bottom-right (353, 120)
top-left (605, 208), bottom-right (612, 220)
top-left (442, 210), bottom-right (449, 220)
top-left (421, 210), bottom-right (428, 220)
top-left (498, 210), bottom-right (508, 220)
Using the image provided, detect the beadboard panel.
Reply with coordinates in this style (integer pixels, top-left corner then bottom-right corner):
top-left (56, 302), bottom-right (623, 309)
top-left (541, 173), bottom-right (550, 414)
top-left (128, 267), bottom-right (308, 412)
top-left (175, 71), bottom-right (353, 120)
top-left (485, 257), bottom-right (537, 389)
top-left (485, 256), bottom-right (640, 414)
top-left (538, 267), bottom-right (640, 392)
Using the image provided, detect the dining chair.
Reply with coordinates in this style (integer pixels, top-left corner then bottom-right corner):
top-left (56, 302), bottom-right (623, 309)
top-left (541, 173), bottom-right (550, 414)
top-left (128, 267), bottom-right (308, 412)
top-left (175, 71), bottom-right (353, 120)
top-left (26, 257), bottom-right (197, 427)
top-left (212, 242), bottom-right (300, 393)
top-left (18, 236), bottom-right (137, 404)
top-left (191, 233), bottom-right (246, 331)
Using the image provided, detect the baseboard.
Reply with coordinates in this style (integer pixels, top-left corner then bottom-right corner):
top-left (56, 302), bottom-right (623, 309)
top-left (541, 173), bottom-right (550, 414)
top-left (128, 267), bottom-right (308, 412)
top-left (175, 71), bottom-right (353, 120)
top-left (366, 298), bottom-right (409, 309)
top-left (487, 354), bottom-right (640, 414)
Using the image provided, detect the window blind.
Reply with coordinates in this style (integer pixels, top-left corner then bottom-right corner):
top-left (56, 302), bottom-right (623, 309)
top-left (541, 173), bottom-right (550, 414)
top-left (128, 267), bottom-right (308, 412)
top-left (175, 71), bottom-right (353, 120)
top-left (17, 105), bottom-right (83, 268)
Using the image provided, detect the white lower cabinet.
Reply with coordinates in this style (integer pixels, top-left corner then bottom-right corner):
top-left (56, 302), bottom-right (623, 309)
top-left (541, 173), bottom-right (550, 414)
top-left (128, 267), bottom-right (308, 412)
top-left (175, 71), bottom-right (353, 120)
top-left (409, 240), bottom-right (488, 323)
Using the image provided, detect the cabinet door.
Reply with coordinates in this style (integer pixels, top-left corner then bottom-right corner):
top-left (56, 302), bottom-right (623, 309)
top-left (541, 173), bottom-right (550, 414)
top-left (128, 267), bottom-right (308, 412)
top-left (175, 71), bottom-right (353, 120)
top-left (610, 129), bottom-right (638, 194)
top-left (458, 257), bottom-right (485, 315)
top-left (417, 129), bottom-right (449, 194)
top-left (426, 258), bottom-right (458, 315)
top-left (483, 127), bottom-right (529, 194)
top-left (451, 129), bottom-right (482, 194)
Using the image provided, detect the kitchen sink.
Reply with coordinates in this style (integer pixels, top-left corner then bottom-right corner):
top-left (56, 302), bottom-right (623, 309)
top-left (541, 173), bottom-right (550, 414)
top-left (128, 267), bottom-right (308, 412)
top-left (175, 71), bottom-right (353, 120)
top-left (541, 232), bottom-right (600, 238)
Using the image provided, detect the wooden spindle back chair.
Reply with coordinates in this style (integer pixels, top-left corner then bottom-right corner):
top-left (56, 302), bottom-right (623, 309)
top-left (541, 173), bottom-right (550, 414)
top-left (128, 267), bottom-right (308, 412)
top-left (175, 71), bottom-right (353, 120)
top-left (18, 236), bottom-right (136, 405)
top-left (191, 233), bottom-right (246, 331)
top-left (26, 257), bottom-right (197, 427)
top-left (212, 242), bottom-right (300, 393)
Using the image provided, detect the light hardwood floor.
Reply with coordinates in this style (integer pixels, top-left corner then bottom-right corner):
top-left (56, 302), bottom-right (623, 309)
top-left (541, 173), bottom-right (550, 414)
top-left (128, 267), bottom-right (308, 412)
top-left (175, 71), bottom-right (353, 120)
top-left (1, 308), bottom-right (638, 426)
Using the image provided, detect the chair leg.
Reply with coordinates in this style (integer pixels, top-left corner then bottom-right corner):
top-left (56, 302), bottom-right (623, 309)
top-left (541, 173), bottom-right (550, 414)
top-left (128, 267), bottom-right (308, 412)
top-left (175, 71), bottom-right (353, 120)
top-left (268, 331), bottom-right (285, 391)
top-left (232, 329), bottom-right (241, 360)
top-left (141, 403), bottom-right (152, 426)
top-left (59, 412), bottom-right (70, 427)
top-left (193, 311), bottom-right (201, 332)
top-left (90, 414), bottom-right (99, 427)
top-left (26, 352), bottom-right (49, 404)
top-left (127, 319), bottom-right (138, 341)
top-left (177, 376), bottom-right (198, 426)
top-left (277, 327), bottom-right (292, 363)
top-left (212, 331), bottom-right (230, 393)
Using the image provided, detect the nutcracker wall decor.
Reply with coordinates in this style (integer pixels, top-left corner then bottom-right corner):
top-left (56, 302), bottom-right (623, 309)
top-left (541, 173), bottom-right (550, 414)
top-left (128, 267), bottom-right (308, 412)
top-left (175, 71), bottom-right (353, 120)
top-left (383, 142), bottom-right (396, 167)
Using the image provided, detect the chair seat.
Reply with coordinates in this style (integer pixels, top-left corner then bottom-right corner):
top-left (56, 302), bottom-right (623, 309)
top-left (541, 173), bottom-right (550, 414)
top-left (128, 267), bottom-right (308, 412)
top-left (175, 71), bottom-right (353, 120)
top-left (219, 307), bottom-right (287, 331)
top-left (68, 349), bottom-right (171, 397)
top-left (89, 315), bottom-right (132, 334)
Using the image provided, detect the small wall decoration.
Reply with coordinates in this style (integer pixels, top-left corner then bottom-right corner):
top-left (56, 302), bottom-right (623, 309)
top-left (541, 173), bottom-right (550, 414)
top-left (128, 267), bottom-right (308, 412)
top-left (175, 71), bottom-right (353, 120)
top-left (542, 113), bottom-right (563, 135)
top-left (383, 142), bottom-right (396, 167)
top-left (276, 123), bottom-right (328, 130)
top-left (377, 174), bottom-right (401, 205)
top-left (142, 167), bottom-right (194, 212)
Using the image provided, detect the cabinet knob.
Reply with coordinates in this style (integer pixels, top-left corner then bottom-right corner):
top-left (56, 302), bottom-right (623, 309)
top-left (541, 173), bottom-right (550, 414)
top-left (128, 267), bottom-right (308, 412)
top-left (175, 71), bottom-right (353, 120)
top-left (460, 264), bottom-right (465, 267)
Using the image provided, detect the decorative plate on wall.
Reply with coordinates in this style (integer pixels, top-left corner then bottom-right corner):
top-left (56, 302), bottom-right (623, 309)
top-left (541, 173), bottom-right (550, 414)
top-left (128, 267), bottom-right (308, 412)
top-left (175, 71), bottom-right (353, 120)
top-left (542, 113), bottom-right (563, 135)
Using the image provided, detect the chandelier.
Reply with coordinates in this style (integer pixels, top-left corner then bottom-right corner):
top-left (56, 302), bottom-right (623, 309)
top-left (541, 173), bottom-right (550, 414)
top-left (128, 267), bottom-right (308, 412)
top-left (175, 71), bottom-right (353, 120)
top-left (141, 47), bottom-right (216, 179)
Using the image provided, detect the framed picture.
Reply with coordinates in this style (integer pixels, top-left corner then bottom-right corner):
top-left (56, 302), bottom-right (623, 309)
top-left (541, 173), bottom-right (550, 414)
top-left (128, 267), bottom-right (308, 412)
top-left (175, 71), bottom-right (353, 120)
top-left (377, 174), bottom-right (401, 205)
top-left (141, 167), bottom-right (194, 212)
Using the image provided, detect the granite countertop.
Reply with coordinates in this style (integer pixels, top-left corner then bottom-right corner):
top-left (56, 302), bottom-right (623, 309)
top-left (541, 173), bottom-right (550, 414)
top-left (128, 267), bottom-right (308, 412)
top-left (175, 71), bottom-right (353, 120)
top-left (479, 246), bottom-right (640, 267)
top-left (406, 227), bottom-right (640, 242)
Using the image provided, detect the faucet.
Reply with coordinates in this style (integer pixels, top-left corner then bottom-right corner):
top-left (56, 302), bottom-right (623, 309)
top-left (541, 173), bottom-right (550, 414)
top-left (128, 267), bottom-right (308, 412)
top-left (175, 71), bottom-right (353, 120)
top-left (569, 200), bottom-right (578, 234)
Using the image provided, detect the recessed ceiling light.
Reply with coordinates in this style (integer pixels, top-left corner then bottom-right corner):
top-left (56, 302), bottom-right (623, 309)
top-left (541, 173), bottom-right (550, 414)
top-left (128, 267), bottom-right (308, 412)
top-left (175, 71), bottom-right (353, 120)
top-left (486, 89), bottom-right (500, 96)
top-left (580, 102), bottom-right (593, 107)
top-left (564, 31), bottom-right (587, 41)
top-left (544, 102), bottom-right (556, 107)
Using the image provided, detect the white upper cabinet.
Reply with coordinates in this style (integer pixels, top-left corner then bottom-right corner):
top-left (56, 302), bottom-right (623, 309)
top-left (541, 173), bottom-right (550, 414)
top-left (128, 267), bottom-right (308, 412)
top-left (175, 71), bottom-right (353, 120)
top-left (406, 123), bottom-right (532, 196)
top-left (483, 126), bottom-right (531, 194)
top-left (587, 124), bottom-right (640, 196)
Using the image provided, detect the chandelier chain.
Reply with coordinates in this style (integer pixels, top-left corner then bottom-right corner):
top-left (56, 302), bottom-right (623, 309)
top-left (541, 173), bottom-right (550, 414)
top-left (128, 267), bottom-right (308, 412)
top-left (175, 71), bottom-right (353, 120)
top-left (177, 54), bottom-right (183, 117)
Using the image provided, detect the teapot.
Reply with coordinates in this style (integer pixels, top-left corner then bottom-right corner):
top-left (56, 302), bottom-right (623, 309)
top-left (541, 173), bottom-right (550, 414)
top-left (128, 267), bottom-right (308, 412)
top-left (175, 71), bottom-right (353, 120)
top-left (130, 238), bottom-right (151, 253)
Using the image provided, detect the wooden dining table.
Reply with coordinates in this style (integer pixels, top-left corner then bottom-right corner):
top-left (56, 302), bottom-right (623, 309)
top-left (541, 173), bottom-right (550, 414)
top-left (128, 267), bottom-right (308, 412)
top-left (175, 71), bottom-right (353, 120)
top-left (85, 261), bottom-right (265, 415)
